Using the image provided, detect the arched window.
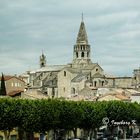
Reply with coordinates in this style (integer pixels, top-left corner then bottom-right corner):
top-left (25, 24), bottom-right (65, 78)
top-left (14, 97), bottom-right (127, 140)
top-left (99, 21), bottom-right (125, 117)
top-left (76, 52), bottom-right (78, 58)
top-left (64, 71), bottom-right (66, 77)
top-left (94, 81), bottom-right (97, 87)
top-left (72, 88), bottom-right (76, 94)
top-left (102, 81), bottom-right (104, 86)
top-left (81, 52), bottom-right (84, 57)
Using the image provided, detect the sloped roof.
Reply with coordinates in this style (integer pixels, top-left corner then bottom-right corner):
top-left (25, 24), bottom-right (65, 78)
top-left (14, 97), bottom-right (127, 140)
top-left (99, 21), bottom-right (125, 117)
top-left (21, 90), bottom-right (48, 99)
top-left (0, 75), bottom-right (25, 82)
top-left (76, 21), bottom-right (88, 44)
top-left (98, 93), bottom-right (130, 101)
top-left (92, 72), bottom-right (105, 78)
top-left (30, 65), bottom-right (66, 73)
top-left (63, 67), bottom-right (81, 74)
top-left (115, 94), bottom-right (130, 100)
top-left (91, 63), bottom-right (104, 71)
top-left (78, 86), bottom-right (94, 96)
top-left (71, 73), bottom-right (89, 82)
top-left (8, 90), bottom-right (23, 97)
top-left (0, 75), bottom-right (13, 81)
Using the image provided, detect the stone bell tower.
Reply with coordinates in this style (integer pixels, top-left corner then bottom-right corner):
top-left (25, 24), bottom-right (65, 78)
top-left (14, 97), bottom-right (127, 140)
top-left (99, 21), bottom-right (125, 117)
top-left (72, 15), bottom-right (92, 67)
top-left (40, 51), bottom-right (46, 68)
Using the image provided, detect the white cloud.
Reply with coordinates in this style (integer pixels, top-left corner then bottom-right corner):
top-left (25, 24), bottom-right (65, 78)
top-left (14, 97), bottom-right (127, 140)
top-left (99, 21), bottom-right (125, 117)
top-left (0, 0), bottom-right (140, 76)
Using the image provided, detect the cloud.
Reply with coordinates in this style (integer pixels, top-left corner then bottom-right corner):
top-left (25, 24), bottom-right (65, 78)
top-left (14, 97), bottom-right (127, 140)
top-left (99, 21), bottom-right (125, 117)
top-left (0, 0), bottom-right (140, 76)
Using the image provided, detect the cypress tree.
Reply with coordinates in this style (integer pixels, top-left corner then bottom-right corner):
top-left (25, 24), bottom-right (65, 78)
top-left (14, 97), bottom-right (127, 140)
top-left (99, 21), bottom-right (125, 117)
top-left (0, 73), bottom-right (7, 96)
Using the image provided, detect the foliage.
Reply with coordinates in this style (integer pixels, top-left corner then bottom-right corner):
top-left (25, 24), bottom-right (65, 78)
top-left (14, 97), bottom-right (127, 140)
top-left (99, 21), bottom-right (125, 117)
top-left (0, 73), bottom-right (6, 96)
top-left (0, 98), bottom-right (139, 135)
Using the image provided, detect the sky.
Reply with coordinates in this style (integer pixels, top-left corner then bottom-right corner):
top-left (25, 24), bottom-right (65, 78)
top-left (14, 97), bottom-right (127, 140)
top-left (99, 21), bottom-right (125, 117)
top-left (0, 0), bottom-right (140, 76)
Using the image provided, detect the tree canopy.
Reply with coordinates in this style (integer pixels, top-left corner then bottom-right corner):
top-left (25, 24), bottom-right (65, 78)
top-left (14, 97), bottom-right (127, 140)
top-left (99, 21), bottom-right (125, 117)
top-left (0, 98), bottom-right (140, 139)
top-left (0, 73), bottom-right (6, 96)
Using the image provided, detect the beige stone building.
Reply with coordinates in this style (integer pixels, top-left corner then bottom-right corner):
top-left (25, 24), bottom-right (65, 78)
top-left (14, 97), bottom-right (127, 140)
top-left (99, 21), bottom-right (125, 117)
top-left (0, 75), bottom-right (25, 96)
top-left (27, 19), bottom-right (140, 99)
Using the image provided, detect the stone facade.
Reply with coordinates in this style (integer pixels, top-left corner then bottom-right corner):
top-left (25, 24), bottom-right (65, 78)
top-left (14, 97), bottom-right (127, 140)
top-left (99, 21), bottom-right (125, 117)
top-left (0, 75), bottom-right (25, 95)
top-left (27, 19), bottom-right (140, 98)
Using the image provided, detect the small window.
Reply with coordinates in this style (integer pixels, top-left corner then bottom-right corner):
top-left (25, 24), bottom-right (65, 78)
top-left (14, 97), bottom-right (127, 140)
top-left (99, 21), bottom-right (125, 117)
top-left (94, 81), bottom-right (97, 87)
top-left (76, 52), bottom-right (78, 58)
top-left (96, 68), bottom-right (98, 72)
top-left (72, 88), bottom-right (76, 94)
top-left (64, 71), bottom-right (66, 77)
top-left (102, 81), bottom-right (104, 86)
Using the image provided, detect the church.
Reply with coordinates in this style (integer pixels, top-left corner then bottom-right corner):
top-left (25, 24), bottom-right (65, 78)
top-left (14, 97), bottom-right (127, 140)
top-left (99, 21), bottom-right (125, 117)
top-left (27, 18), bottom-right (140, 99)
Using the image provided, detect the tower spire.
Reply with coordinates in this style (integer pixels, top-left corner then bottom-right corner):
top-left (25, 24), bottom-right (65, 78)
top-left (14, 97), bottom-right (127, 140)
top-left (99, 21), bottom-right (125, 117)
top-left (72, 16), bottom-right (92, 66)
top-left (76, 15), bottom-right (88, 44)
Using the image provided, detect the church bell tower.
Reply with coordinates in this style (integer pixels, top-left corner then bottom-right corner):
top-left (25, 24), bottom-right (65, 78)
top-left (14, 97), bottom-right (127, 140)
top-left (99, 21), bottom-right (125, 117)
top-left (40, 51), bottom-right (46, 68)
top-left (72, 15), bottom-right (92, 67)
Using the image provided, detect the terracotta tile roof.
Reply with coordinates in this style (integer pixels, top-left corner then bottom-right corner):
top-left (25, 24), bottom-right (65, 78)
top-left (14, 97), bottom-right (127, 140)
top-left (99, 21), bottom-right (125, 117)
top-left (8, 90), bottom-right (24, 96)
top-left (0, 75), bottom-right (25, 82)
top-left (98, 93), bottom-right (131, 101)
top-left (0, 75), bottom-right (13, 81)
top-left (115, 94), bottom-right (130, 100)
top-left (21, 90), bottom-right (48, 99)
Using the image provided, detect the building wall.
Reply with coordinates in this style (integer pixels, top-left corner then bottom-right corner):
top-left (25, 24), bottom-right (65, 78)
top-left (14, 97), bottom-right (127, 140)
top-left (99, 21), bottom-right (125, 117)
top-left (91, 65), bottom-right (103, 77)
top-left (58, 70), bottom-right (77, 98)
top-left (71, 80), bottom-right (86, 94)
top-left (106, 78), bottom-right (115, 88)
top-left (114, 77), bottom-right (132, 88)
top-left (5, 77), bottom-right (25, 94)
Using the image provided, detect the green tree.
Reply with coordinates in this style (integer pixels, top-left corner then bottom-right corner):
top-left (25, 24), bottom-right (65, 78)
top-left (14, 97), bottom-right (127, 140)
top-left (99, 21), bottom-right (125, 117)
top-left (79, 101), bottom-right (107, 140)
top-left (59, 101), bottom-right (84, 138)
top-left (105, 101), bottom-right (140, 139)
top-left (0, 73), bottom-right (6, 96)
top-left (0, 98), bottom-right (23, 140)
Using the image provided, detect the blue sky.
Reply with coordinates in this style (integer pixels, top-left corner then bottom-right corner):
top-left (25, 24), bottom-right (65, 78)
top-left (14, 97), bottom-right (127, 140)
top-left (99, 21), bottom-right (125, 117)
top-left (0, 0), bottom-right (140, 76)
